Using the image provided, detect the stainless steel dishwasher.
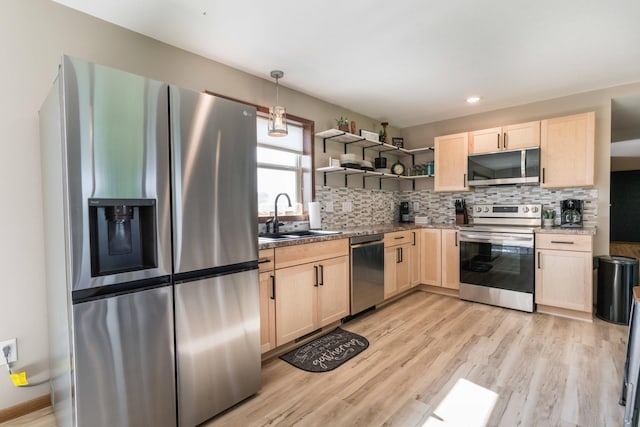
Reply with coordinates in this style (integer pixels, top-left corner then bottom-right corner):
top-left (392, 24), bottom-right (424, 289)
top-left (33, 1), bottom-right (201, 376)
top-left (350, 233), bottom-right (385, 315)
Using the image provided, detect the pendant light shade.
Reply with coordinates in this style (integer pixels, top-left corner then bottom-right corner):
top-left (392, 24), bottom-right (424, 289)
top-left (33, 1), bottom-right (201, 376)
top-left (268, 70), bottom-right (288, 137)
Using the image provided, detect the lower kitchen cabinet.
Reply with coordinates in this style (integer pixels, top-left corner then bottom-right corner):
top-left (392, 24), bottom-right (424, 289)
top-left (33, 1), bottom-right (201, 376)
top-left (384, 245), bottom-right (410, 298)
top-left (535, 233), bottom-right (593, 316)
top-left (442, 229), bottom-right (460, 290)
top-left (258, 249), bottom-right (276, 353)
top-left (273, 239), bottom-right (349, 347)
top-left (420, 229), bottom-right (442, 286)
top-left (409, 230), bottom-right (421, 287)
top-left (384, 230), bottom-right (413, 299)
top-left (420, 228), bottom-right (459, 290)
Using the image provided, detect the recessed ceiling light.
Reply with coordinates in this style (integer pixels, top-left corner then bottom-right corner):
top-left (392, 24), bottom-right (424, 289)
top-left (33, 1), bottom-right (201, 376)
top-left (466, 96), bottom-right (481, 104)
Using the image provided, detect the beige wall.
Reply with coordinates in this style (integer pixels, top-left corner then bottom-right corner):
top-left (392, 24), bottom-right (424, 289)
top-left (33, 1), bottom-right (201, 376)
top-left (402, 82), bottom-right (640, 256)
top-left (0, 0), bottom-right (394, 410)
top-left (3, 0), bottom-right (640, 412)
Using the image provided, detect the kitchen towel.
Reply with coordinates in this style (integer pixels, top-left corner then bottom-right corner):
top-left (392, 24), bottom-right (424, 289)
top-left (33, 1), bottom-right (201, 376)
top-left (308, 202), bottom-right (321, 229)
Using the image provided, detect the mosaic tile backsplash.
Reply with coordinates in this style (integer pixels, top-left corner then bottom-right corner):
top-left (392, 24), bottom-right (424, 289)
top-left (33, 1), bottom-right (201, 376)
top-left (314, 185), bottom-right (598, 229)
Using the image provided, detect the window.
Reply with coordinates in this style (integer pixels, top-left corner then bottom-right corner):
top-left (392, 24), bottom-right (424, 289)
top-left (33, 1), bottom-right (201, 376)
top-left (256, 114), bottom-right (314, 220)
top-left (202, 91), bottom-right (313, 221)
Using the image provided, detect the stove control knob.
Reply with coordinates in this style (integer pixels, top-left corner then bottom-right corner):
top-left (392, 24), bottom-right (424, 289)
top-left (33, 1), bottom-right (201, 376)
top-left (475, 207), bottom-right (482, 213)
top-left (523, 206), bottom-right (530, 213)
top-left (531, 206), bottom-right (539, 213)
top-left (483, 207), bottom-right (490, 213)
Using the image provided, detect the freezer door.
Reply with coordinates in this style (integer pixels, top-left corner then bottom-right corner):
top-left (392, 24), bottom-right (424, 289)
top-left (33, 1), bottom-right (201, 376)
top-left (175, 269), bottom-right (261, 426)
top-left (73, 286), bottom-right (176, 427)
top-left (170, 88), bottom-right (258, 273)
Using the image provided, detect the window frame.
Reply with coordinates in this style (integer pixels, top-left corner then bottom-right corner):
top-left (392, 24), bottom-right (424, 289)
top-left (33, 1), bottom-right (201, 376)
top-left (203, 91), bottom-right (314, 222)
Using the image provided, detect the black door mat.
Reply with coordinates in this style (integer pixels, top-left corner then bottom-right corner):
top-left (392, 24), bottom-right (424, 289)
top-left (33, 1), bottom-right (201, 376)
top-left (279, 327), bottom-right (369, 372)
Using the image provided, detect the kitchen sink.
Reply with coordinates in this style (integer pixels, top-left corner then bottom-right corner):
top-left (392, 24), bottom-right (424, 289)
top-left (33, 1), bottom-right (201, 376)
top-left (282, 230), bottom-right (342, 237)
top-left (258, 230), bottom-right (342, 242)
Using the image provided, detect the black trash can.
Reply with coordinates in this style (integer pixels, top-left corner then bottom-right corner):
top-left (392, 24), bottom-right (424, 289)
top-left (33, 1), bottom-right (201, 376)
top-left (596, 255), bottom-right (639, 324)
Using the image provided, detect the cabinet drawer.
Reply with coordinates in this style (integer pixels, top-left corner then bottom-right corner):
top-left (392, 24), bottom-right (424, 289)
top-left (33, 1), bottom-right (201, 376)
top-left (384, 230), bottom-right (415, 247)
top-left (536, 233), bottom-right (592, 252)
top-left (275, 239), bottom-right (349, 269)
top-left (258, 249), bottom-right (275, 272)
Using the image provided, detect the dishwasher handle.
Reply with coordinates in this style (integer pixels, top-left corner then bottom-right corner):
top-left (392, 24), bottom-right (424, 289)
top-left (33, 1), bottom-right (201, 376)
top-left (351, 240), bottom-right (384, 249)
top-left (350, 233), bottom-right (384, 248)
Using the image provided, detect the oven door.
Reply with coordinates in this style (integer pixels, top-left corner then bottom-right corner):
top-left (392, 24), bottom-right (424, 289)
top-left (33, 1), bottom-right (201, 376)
top-left (459, 230), bottom-right (535, 311)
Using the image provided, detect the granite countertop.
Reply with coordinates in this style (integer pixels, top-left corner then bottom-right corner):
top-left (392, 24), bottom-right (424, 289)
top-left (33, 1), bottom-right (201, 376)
top-left (258, 223), bottom-right (597, 249)
top-left (258, 222), bottom-right (457, 249)
top-left (534, 226), bottom-right (597, 235)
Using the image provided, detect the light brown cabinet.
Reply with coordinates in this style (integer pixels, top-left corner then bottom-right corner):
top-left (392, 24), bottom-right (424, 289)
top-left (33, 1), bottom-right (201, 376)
top-left (434, 132), bottom-right (469, 192)
top-left (384, 230), bottom-right (412, 299)
top-left (535, 233), bottom-right (593, 317)
top-left (419, 228), bottom-right (459, 290)
top-left (540, 112), bottom-right (595, 188)
top-left (273, 239), bottom-right (349, 346)
top-left (469, 121), bottom-right (540, 154)
top-left (441, 229), bottom-right (460, 290)
top-left (420, 228), bottom-right (442, 286)
top-left (409, 230), bottom-right (421, 287)
top-left (258, 249), bottom-right (276, 353)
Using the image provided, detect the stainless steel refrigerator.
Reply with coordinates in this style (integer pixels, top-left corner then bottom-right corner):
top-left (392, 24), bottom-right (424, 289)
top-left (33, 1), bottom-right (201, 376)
top-left (39, 56), bottom-right (260, 427)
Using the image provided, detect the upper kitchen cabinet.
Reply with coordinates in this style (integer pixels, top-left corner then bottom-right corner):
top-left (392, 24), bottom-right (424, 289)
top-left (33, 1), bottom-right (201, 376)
top-left (434, 132), bottom-right (470, 192)
top-left (469, 121), bottom-right (540, 155)
top-left (540, 112), bottom-right (595, 188)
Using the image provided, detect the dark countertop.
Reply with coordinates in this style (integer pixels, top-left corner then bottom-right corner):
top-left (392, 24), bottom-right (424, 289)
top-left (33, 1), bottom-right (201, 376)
top-left (534, 226), bottom-right (597, 235)
top-left (258, 222), bottom-right (458, 249)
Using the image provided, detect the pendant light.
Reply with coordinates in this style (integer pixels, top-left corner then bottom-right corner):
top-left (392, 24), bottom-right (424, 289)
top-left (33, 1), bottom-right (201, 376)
top-left (268, 70), bottom-right (288, 137)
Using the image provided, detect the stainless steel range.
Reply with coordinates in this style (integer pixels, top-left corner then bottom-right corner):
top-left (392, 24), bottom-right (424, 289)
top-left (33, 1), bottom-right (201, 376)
top-left (459, 204), bottom-right (541, 312)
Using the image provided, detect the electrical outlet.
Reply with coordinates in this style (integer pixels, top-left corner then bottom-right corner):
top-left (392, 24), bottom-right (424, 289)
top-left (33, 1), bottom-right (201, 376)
top-left (342, 201), bottom-right (352, 212)
top-left (0, 338), bottom-right (17, 366)
top-left (413, 202), bottom-right (420, 211)
top-left (325, 201), bottom-right (334, 212)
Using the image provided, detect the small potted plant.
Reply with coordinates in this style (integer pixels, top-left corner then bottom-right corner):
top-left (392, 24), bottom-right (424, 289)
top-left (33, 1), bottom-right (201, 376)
top-left (543, 209), bottom-right (555, 228)
top-left (336, 117), bottom-right (350, 132)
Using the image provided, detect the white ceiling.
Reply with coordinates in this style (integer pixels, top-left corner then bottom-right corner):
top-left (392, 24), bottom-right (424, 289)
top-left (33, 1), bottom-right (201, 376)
top-left (52, 0), bottom-right (640, 128)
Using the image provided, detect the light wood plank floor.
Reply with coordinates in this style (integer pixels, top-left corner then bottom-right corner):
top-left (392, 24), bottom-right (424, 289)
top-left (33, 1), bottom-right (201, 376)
top-left (2, 291), bottom-right (628, 426)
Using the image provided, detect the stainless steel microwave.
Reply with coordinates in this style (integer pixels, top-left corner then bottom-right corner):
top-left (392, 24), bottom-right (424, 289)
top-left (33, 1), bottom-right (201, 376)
top-left (467, 148), bottom-right (540, 186)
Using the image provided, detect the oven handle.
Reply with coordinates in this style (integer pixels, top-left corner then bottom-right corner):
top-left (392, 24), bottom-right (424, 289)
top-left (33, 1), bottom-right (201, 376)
top-left (459, 234), bottom-right (533, 247)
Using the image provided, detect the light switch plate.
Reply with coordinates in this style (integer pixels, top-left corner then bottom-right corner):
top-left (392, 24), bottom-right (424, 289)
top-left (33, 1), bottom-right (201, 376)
top-left (342, 201), bottom-right (352, 212)
top-left (325, 201), bottom-right (333, 212)
top-left (413, 202), bottom-right (420, 210)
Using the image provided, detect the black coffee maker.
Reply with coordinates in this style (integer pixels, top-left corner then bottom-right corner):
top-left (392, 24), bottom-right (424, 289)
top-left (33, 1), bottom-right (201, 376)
top-left (560, 199), bottom-right (583, 228)
top-left (400, 201), bottom-right (410, 223)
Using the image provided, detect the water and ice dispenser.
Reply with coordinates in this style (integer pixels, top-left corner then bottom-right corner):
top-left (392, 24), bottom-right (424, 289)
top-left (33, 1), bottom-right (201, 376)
top-left (88, 198), bottom-right (158, 276)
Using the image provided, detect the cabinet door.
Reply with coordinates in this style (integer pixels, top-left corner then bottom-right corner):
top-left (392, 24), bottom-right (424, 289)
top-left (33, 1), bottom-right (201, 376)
top-left (469, 127), bottom-right (502, 154)
top-left (541, 112), bottom-right (595, 188)
top-left (409, 231), bottom-right (421, 287)
top-left (434, 133), bottom-right (469, 192)
top-left (535, 249), bottom-right (592, 312)
top-left (441, 229), bottom-right (460, 290)
top-left (384, 246), bottom-right (398, 299)
top-left (275, 263), bottom-right (318, 346)
top-left (420, 229), bottom-right (442, 286)
top-left (396, 244), bottom-right (411, 293)
top-left (317, 256), bottom-right (349, 327)
top-left (259, 271), bottom-right (276, 353)
top-left (503, 121), bottom-right (540, 150)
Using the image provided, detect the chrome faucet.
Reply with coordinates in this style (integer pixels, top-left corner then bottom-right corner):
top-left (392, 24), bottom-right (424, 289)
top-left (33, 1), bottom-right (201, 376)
top-left (272, 193), bottom-right (292, 234)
